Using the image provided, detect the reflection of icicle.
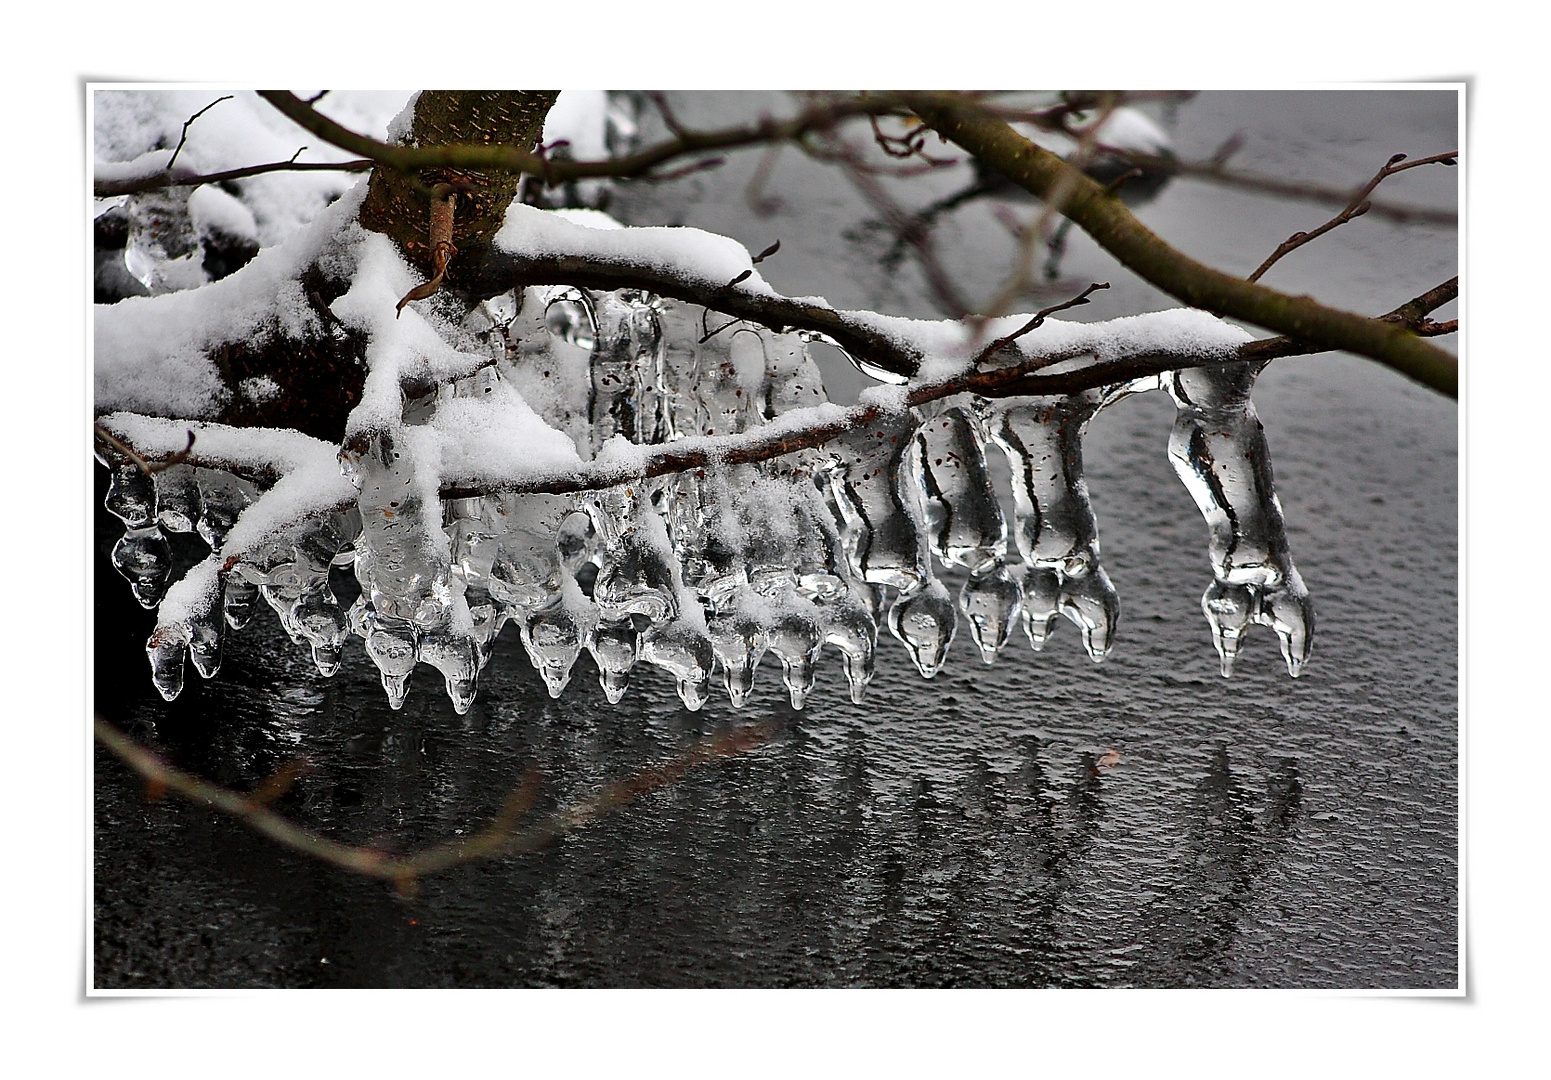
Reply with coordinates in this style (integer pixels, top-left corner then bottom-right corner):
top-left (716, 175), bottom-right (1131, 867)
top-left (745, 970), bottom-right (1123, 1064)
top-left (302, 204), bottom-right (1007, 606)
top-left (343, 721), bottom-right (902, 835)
top-left (989, 393), bottom-right (1119, 662)
top-left (1166, 362), bottom-right (1313, 678)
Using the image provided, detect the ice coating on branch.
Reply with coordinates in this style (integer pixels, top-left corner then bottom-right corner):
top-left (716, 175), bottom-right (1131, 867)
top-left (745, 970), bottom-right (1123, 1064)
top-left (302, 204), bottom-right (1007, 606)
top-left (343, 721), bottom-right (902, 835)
top-left (99, 174), bottom-right (1310, 708)
top-left (1165, 362), bottom-right (1314, 678)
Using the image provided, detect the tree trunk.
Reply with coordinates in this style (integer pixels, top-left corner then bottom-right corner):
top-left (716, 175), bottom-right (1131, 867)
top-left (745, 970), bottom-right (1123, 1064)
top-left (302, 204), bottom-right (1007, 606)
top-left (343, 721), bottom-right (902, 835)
top-left (209, 92), bottom-right (559, 442)
top-left (358, 91), bottom-right (559, 288)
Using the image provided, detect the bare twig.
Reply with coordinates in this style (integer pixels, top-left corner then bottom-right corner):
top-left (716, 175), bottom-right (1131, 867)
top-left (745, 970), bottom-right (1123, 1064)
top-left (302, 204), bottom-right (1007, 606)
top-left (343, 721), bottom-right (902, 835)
top-left (970, 282), bottom-right (1110, 367)
top-left (257, 90), bottom-right (920, 189)
top-left (94, 425), bottom-right (194, 475)
top-left (1111, 148), bottom-right (1456, 227)
top-left (94, 156), bottom-right (374, 198)
top-left (1248, 150), bottom-right (1458, 282)
top-left (165, 95), bottom-right (233, 174)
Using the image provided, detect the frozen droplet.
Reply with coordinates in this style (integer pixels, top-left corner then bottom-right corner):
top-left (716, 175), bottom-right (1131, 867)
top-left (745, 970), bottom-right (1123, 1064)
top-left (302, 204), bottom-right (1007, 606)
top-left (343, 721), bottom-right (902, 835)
top-left (154, 464), bottom-right (202, 533)
top-left (1020, 565), bottom-right (1061, 651)
top-left (186, 608), bottom-right (223, 679)
top-left (591, 620), bottom-right (638, 704)
top-left (707, 606), bottom-right (765, 708)
top-left (521, 598), bottom-right (588, 699)
top-left (764, 602), bottom-right (822, 709)
top-left (1264, 572), bottom-right (1314, 678)
top-left (817, 590), bottom-right (877, 704)
top-left (364, 621), bottom-right (418, 710)
top-left (222, 574), bottom-right (259, 630)
top-left (1061, 566), bottom-right (1121, 662)
top-left (887, 578), bottom-right (957, 678)
top-left (421, 627), bottom-right (479, 714)
top-left (292, 583), bottom-right (348, 677)
top-left (112, 527), bottom-right (171, 608)
top-left (105, 464), bottom-right (155, 528)
top-left (641, 617), bottom-right (715, 711)
top-left (959, 563), bottom-right (1022, 663)
top-left (146, 624), bottom-right (188, 701)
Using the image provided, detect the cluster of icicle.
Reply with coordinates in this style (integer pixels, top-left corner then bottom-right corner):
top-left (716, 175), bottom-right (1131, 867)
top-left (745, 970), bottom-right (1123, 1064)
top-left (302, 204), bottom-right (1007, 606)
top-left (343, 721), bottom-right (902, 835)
top-left (102, 286), bottom-right (1313, 714)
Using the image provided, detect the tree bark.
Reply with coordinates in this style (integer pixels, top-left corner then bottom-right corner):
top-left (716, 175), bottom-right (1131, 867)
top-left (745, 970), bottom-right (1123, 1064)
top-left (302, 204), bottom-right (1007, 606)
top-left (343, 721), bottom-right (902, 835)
top-left (358, 91), bottom-right (559, 288)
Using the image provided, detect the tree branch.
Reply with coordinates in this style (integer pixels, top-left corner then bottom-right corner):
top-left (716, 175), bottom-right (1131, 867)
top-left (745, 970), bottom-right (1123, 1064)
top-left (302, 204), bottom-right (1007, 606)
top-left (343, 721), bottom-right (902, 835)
top-left (903, 92), bottom-right (1457, 397)
top-left (94, 156), bottom-right (373, 198)
top-left (257, 90), bottom-right (920, 188)
top-left (1248, 150), bottom-right (1457, 282)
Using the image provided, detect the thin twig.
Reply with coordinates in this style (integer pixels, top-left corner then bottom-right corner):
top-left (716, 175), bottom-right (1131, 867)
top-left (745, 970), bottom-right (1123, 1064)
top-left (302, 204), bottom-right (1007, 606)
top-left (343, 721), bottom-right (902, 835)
top-left (1248, 150), bottom-right (1458, 282)
top-left (93, 156), bottom-right (374, 198)
top-left (970, 282), bottom-right (1110, 367)
top-left (94, 425), bottom-right (194, 475)
top-left (165, 95), bottom-right (233, 174)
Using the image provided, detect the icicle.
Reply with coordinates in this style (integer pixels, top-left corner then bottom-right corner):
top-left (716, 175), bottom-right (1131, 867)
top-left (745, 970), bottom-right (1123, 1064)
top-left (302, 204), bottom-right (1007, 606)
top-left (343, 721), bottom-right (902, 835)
top-left (640, 613), bottom-right (715, 711)
top-left (123, 189), bottom-right (206, 294)
top-left (195, 468), bottom-right (259, 551)
top-left (104, 463), bottom-right (155, 528)
top-left (586, 289), bottom-right (664, 452)
top-left (111, 526), bottom-right (172, 608)
top-left (186, 603), bottom-right (224, 680)
top-left (914, 404), bottom-right (1022, 662)
top-left (503, 286), bottom-right (596, 454)
top-left (589, 618), bottom-right (639, 704)
top-left (829, 410), bottom-right (958, 677)
top-left (519, 573), bottom-right (595, 699)
top-left (1165, 362), bottom-right (1314, 678)
top-left (420, 620), bottom-right (479, 714)
top-left (145, 623), bottom-right (188, 701)
top-left (222, 575), bottom-right (259, 630)
top-left (350, 597), bottom-right (418, 709)
top-left (154, 463), bottom-right (202, 533)
top-left (343, 428), bottom-right (454, 633)
top-left (990, 393), bottom-right (1119, 662)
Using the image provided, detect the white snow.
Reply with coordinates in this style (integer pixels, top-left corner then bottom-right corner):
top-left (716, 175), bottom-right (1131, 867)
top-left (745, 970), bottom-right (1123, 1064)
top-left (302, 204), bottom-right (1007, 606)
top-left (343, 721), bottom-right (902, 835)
top-left (495, 204), bottom-right (778, 298)
top-left (93, 89), bottom-right (411, 247)
top-left (428, 376), bottom-right (584, 487)
top-left (94, 184), bottom-right (369, 418)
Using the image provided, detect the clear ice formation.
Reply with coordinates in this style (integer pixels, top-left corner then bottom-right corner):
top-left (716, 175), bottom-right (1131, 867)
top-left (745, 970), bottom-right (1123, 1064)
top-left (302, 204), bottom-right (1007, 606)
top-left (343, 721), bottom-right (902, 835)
top-left (1165, 362), bottom-right (1314, 678)
top-left (987, 389), bottom-right (1123, 662)
top-left (104, 284), bottom-right (1313, 711)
